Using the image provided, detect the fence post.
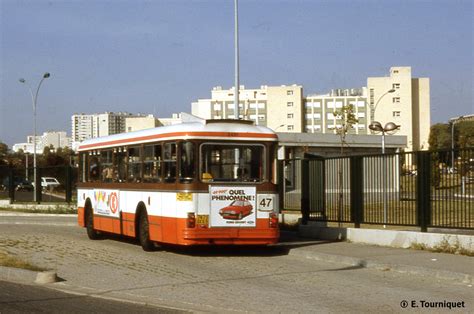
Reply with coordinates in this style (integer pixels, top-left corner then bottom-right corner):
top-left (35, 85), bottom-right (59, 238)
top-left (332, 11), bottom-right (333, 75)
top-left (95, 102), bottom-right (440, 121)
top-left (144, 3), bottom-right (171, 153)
top-left (35, 167), bottom-right (42, 204)
top-left (277, 160), bottom-right (284, 213)
top-left (8, 167), bottom-right (14, 204)
top-left (65, 165), bottom-right (72, 204)
top-left (301, 159), bottom-right (309, 225)
top-left (416, 151), bottom-right (431, 232)
top-left (350, 156), bottom-right (364, 228)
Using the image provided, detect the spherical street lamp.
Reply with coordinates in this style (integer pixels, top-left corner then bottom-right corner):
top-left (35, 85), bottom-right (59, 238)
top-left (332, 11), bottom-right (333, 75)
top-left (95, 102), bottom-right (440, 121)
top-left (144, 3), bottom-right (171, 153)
top-left (369, 121), bottom-right (400, 154)
top-left (369, 120), bottom-right (400, 228)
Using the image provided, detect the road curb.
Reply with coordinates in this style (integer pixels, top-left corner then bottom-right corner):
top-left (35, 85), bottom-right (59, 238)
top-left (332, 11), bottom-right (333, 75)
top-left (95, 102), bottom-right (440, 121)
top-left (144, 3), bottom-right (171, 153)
top-left (0, 266), bottom-right (39, 284)
top-left (288, 249), bottom-right (473, 285)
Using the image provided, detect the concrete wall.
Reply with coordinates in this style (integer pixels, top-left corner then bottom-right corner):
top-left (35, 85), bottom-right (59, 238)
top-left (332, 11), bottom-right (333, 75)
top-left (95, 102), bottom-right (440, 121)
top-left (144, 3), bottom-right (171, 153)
top-left (299, 222), bottom-right (474, 251)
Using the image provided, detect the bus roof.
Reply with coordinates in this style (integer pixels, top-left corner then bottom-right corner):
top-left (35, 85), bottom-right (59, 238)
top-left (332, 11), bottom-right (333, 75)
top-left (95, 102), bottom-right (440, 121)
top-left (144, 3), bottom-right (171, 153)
top-left (78, 120), bottom-right (278, 151)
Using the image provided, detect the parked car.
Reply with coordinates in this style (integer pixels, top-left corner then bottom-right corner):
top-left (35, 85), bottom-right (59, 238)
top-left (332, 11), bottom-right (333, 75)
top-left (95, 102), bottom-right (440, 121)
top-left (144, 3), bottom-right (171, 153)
top-left (1, 177), bottom-right (34, 191)
top-left (32, 177), bottom-right (61, 190)
top-left (41, 177), bottom-right (61, 190)
top-left (219, 199), bottom-right (253, 220)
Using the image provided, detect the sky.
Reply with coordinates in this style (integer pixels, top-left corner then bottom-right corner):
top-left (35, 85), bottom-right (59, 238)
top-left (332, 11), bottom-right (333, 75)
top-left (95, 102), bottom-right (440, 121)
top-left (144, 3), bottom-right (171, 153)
top-left (0, 0), bottom-right (473, 146)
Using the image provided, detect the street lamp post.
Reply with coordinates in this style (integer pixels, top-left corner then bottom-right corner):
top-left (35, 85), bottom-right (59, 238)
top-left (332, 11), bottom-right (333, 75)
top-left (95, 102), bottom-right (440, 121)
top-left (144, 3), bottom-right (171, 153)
top-left (449, 115), bottom-right (464, 171)
top-left (369, 121), bottom-right (400, 228)
top-left (19, 72), bottom-right (51, 203)
top-left (370, 89), bottom-right (395, 125)
top-left (234, 0), bottom-right (240, 119)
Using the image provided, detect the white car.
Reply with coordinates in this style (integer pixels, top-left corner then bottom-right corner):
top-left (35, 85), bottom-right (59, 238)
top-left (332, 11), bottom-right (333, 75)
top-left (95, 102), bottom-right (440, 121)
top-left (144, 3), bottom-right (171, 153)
top-left (40, 177), bottom-right (60, 190)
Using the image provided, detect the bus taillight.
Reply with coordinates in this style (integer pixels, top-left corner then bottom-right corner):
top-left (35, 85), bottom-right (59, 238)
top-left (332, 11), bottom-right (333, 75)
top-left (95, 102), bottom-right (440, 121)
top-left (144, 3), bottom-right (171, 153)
top-left (187, 212), bottom-right (196, 228)
top-left (269, 212), bottom-right (278, 228)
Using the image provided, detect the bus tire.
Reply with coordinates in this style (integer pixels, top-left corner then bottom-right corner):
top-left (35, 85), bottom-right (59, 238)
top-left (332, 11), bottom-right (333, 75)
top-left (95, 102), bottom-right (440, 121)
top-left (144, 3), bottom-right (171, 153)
top-left (85, 207), bottom-right (100, 240)
top-left (138, 211), bottom-right (154, 251)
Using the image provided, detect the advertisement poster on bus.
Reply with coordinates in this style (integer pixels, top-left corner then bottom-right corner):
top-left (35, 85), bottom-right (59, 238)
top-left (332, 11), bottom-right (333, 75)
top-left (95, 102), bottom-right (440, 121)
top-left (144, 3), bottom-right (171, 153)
top-left (209, 186), bottom-right (256, 227)
top-left (93, 189), bottom-right (120, 218)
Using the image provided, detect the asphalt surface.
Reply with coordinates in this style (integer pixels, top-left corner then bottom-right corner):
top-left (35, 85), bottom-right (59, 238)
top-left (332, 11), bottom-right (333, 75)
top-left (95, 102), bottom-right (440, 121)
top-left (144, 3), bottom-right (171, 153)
top-left (0, 280), bottom-right (182, 313)
top-left (0, 190), bottom-right (65, 203)
top-left (0, 213), bottom-right (473, 312)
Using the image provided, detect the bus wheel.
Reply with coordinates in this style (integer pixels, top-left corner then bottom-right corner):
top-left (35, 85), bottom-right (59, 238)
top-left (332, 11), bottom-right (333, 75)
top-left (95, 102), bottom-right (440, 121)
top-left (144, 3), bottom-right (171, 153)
top-left (138, 211), bottom-right (154, 251)
top-left (85, 207), bottom-right (100, 240)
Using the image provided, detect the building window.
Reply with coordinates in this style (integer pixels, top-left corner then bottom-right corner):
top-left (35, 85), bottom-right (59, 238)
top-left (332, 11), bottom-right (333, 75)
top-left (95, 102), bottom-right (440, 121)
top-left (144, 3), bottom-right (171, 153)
top-left (370, 89), bottom-right (374, 105)
top-left (287, 125), bottom-right (294, 131)
top-left (287, 90), bottom-right (293, 95)
top-left (393, 97), bottom-right (400, 103)
top-left (287, 113), bottom-right (294, 119)
top-left (393, 111), bottom-right (401, 117)
top-left (287, 102), bottom-right (294, 107)
top-left (393, 83), bottom-right (400, 89)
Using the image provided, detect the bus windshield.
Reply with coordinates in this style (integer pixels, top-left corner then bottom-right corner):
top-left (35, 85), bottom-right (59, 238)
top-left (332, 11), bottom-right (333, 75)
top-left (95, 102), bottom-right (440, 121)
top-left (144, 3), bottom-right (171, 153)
top-left (200, 143), bottom-right (265, 183)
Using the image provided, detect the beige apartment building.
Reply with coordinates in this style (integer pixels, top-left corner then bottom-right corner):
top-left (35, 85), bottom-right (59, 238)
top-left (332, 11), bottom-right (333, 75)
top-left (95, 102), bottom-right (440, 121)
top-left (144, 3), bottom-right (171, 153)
top-left (191, 66), bottom-right (430, 151)
top-left (368, 66), bottom-right (430, 151)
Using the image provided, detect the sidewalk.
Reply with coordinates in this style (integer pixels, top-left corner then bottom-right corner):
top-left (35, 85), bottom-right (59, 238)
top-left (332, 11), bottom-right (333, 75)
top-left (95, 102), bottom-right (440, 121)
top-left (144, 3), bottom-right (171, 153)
top-left (281, 231), bottom-right (474, 284)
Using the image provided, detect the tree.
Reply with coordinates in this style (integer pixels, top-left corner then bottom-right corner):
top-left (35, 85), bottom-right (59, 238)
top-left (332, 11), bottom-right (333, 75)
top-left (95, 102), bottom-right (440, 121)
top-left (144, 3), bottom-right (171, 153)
top-left (332, 104), bottom-right (358, 224)
top-left (456, 120), bottom-right (474, 149)
top-left (0, 141), bottom-right (8, 165)
top-left (428, 123), bottom-right (451, 151)
top-left (333, 104), bottom-right (359, 155)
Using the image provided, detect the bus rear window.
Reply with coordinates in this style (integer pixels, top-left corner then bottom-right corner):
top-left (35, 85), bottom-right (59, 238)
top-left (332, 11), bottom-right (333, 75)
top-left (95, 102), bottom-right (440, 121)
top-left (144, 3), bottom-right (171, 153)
top-left (200, 144), bottom-right (265, 183)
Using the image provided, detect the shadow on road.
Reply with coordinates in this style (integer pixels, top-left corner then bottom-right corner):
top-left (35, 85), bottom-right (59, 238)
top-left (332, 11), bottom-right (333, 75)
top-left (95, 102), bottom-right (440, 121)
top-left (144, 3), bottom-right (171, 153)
top-left (95, 230), bottom-right (338, 257)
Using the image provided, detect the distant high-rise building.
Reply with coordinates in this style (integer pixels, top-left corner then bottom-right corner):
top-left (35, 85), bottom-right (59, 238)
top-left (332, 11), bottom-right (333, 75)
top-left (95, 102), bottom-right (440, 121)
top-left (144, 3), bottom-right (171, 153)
top-left (71, 112), bottom-right (147, 143)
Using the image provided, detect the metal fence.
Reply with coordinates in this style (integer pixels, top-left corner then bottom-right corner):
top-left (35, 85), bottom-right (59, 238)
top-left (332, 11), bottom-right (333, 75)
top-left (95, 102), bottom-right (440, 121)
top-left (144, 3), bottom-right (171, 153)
top-left (0, 165), bottom-right (76, 203)
top-left (282, 148), bottom-right (474, 231)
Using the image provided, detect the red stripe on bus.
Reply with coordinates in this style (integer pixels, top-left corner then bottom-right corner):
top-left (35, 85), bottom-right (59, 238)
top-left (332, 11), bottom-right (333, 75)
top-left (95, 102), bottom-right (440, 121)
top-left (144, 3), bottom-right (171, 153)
top-left (78, 131), bottom-right (277, 150)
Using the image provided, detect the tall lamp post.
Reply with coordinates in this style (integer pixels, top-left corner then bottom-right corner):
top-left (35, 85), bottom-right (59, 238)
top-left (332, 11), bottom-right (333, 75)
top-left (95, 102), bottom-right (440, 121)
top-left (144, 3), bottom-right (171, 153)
top-left (369, 121), bottom-right (400, 227)
top-left (370, 88), bottom-right (395, 125)
top-left (234, 0), bottom-right (240, 119)
top-left (19, 72), bottom-right (51, 202)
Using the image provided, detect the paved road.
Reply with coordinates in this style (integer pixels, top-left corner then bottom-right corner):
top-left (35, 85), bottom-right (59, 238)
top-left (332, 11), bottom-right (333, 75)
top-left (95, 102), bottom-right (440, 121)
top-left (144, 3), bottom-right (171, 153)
top-left (0, 280), bottom-right (181, 313)
top-left (0, 214), bottom-right (472, 312)
top-left (0, 190), bottom-right (65, 202)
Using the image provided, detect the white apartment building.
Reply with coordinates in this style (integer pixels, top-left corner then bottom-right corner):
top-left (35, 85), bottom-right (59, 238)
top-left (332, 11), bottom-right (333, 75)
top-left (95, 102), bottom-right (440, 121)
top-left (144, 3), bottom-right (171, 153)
top-left (192, 66), bottom-right (430, 151)
top-left (304, 88), bottom-right (368, 135)
top-left (192, 85), bottom-right (304, 132)
top-left (72, 112), bottom-right (147, 143)
top-left (12, 131), bottom-right (71, 154)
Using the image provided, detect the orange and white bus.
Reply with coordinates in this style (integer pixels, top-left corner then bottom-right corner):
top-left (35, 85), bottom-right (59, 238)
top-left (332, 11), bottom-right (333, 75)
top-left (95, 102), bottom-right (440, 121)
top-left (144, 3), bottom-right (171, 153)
top-left (76, 119), bottom-right (279, 250)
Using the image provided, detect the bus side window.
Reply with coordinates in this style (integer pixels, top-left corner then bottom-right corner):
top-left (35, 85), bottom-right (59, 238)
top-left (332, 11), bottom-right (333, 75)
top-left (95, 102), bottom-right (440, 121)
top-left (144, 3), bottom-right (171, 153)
top-left (143, 144), bottom-right (162, 183)
top-left (179, 141), bottom-right (195, 183)
top-left (127, 146), bottom-right (142, 183)
top-left (100, 150), bottom-right (113, 183)
top-left (79, 153), bottom-right (86, 182)
top-left (88, 154), bottom-right (100, 182)
top-left (163, 142), bottom-right (176, 183)
top-left (114, 148), bottom-right (127, 183)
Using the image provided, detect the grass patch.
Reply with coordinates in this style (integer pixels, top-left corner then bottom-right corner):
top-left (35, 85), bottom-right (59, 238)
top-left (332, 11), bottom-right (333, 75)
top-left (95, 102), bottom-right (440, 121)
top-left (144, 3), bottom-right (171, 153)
top-left (410, 238), bottom-right (474, 257)
top-left (0, 206), bottom-right (76, 214)
top-left (0, 250), bottom-right (46, 271)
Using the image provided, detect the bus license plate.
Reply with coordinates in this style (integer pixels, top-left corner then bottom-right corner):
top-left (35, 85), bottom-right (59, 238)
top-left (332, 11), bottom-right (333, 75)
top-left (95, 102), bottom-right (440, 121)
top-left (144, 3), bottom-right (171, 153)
top-left (197, 215), bottom-right (209, 226)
